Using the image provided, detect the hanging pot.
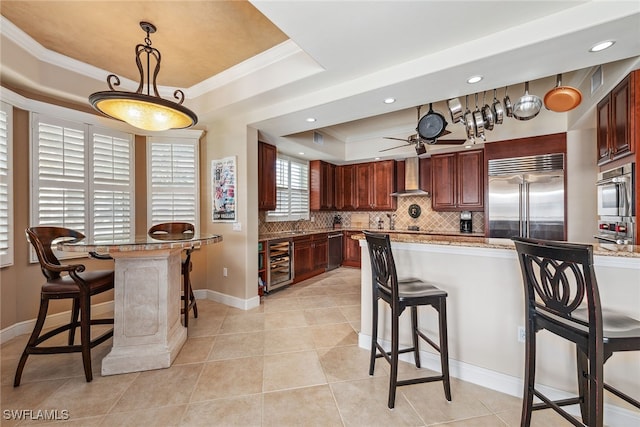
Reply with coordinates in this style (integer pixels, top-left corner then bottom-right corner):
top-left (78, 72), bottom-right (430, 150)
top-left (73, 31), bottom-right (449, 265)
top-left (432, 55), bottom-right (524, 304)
top-left (447, 98), bottom-right (463, 123)
top-left (544, 74), bottom-right (582, 112)
top-left (417, 103), bottom-right (448, 140)
top-left (473, 93), bottom-right (485, 140)
top-left (503, 86), bottom-right (513, 117)
top-left (492, 88), bottom-right (504, 124)
top-left (463, 95), bottom-right (475, 141)
top-left (513, 81), bottom-right (542, 121)
top-left (481, 91), bottom-right (495, 131)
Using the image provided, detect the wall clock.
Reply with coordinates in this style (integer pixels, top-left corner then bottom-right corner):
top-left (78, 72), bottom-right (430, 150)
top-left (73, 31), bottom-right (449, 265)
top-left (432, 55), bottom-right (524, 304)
top-left (408, 204), bottom-right (421, 218)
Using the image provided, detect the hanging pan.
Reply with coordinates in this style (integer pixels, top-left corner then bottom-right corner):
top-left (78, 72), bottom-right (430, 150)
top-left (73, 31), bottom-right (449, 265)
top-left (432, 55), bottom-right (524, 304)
top-left (544, 74), bottom-right (582, 112)
top-left (417, 103), bottom-right (448, 140)
top-left (513, 81), bottom-right (542, 121)
top-left (492, 88), bottom-right (504, 124)
top-left (503, 86), bottom-right (513, 117)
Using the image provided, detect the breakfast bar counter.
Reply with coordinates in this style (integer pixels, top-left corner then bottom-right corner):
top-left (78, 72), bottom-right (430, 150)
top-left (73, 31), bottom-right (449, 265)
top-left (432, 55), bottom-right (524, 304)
top-left (356, 234), bottom-right (640, 423)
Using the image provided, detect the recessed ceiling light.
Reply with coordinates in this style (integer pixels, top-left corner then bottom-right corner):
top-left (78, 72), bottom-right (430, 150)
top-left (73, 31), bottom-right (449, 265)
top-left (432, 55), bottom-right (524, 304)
top-left (298, 152), bottom-right (305, 156)
top-left (374, 157), bottom-right (381, 160)
top-left (589, 40), bottom-right (615, 52)
top-left (305, 117), bottom-right (316, 122)
top-left (465, 145), bottom-right (472, 149)
top-left (383, 98), bottom-right (396, 104)
top-left (467, 75), bottom-right (483, 84)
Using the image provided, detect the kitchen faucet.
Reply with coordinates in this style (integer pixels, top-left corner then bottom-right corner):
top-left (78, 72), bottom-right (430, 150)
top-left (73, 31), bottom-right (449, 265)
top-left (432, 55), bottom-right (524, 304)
top-left (293, 218), bottom-right (304, 232)
top-left (386, 213), bottom-right (396, 230)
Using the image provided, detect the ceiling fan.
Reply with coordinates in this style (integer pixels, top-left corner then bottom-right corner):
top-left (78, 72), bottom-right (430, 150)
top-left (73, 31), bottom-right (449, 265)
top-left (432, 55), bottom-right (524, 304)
top-left (381, 105), bottom-right (466, 154)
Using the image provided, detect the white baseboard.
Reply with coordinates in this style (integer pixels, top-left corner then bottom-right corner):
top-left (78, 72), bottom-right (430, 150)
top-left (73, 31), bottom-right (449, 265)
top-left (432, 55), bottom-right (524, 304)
top-left (197, 289), bottom-right (260, 311)
top-left (358, 333), bottom-right (640, 427)
top-left (0, 301), bottom-right (114, 345)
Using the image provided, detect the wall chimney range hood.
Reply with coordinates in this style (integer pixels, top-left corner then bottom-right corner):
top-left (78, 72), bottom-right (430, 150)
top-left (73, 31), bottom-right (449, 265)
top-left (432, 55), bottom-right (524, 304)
top-left (391, 157), bottom-right (430, 197)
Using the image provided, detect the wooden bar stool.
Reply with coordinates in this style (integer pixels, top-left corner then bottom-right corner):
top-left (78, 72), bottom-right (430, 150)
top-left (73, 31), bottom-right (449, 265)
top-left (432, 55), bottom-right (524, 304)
top-left (15, 227), bottom-right (114, 386)
top-left (364, 231), bottom-right (452, 409)
top-left (513, 237), bottom-right (640, 426)
top-left (148, 222), bottom-right (198, 327)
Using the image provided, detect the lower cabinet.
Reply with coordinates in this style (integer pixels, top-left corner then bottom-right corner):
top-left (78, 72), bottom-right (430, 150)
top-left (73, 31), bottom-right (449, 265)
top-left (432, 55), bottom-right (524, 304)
top-left (342, 230), bottom-right (361, 268)
top-left (293, 233), bottom-right (328, 283)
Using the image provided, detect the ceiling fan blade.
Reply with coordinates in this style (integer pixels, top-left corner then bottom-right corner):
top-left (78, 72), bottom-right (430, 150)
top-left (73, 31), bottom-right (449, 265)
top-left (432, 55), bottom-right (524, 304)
top-left (439, 129), bottom-right (452, 136)
top-left (379, 143), bottom-right (412, 152)
top-left (431, 139), bottom-right (467, 145)
top-left (383, 137), bottom-right (410, 143)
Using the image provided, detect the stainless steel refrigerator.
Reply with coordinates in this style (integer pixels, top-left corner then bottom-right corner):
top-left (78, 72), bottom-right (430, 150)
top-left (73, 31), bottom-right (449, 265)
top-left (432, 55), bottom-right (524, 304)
top-left (488, 153), bottom-right (565, 240)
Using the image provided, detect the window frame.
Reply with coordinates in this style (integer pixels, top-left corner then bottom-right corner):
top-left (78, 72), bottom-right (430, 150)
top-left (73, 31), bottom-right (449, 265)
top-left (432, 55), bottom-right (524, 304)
top-left (266, 154), bottom-right (309, 222)
top-left (146, 136), bottom-right (200, 231)
top-left (0, 101), bottom-right (14, 267)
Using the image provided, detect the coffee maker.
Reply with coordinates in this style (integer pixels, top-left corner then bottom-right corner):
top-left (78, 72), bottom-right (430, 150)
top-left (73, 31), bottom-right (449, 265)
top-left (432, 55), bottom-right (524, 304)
top-left (460, 211), bottom-right (472, 233)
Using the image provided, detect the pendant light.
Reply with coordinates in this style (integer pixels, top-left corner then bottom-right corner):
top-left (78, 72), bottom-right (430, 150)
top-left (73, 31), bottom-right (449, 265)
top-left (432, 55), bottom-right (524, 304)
top-left (89, 21), bottom-right (197, 131)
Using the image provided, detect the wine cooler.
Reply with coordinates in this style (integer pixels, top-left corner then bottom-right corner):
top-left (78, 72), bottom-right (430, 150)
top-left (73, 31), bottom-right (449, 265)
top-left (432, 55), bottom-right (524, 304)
top-left (267, 238), bottom-right (292, 292)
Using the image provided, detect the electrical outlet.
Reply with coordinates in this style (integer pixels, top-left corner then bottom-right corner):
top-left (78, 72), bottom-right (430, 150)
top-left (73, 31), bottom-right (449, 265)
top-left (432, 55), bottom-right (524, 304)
top-left (517, 326), bottom-right (526, 343)
top-left (223, 267), bottom-right (228, 277)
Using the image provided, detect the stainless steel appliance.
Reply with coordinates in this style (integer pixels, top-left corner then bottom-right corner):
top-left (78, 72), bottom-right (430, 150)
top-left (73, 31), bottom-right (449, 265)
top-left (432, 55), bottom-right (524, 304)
top-left (460, 211), bottom-right (472, 233)
top-left (488, 153), bottom-right (565, 240)
top-left (327, 232), bottom-right (343, 270)
top-left (267, 239), bottom-right (292, 292)
top-left (594, 163), bottom-right (635, 244)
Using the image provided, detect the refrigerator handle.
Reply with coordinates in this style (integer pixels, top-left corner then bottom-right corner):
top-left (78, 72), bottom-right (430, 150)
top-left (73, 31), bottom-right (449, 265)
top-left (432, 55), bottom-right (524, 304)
top-left (524, 182), bottom-right (530, 238)
top-left (518, 183), bottom-right (524, 237)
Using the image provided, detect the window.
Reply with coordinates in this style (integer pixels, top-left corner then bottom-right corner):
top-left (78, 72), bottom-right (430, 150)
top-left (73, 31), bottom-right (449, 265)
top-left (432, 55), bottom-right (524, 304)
top-left (30, 113), bottom-right (134, 243)
top-left (147, 137), bottom-right (199, 229)
top-left (0, 102), bottom-right (13, 267)
top-left (266, 154), bottom-right (309, 222)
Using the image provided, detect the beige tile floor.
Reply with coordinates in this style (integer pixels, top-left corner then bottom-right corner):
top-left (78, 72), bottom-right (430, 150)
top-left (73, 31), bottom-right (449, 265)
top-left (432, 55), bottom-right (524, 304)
top-left (1, 267), bottom-right (579, 426)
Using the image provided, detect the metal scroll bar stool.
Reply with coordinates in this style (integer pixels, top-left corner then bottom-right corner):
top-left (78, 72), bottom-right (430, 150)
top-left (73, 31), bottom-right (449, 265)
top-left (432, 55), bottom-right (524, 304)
top-left (15, 227), bottom-right (114, 386)
top-left (512, 237), bottom-right (640, 426)
top-left (148, 222), bottom-right (198, 327)
top-left (364, 231), bottom-right (452, 409)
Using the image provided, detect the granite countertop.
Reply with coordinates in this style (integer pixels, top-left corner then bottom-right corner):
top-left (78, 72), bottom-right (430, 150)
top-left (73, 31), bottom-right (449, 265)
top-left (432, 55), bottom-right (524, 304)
top-left (350, 232), bottom-right (640, 258)
top-left (258, 228), bottom-right (485, 242)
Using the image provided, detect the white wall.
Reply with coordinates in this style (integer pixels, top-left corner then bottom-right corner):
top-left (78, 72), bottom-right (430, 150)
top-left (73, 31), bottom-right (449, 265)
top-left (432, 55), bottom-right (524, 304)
top-left (567, 128), bottom-right (598, 243)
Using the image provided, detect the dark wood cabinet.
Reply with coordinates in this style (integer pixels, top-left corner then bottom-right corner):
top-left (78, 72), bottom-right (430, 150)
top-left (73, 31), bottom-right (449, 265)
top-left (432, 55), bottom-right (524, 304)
top-left (310, 160), bottom-right (335, 211)
top-left (343, 230), bottom-right (361, 268)
top-left (353, 160), bottom-right (396, 211)
top-left (431, 149), bottom-right (484, 211)
top-left (258, 141), bottom-right (277, 210)
top-left (335, 164), bottom-right (356, 210)
top-left (597, 71), bottom-right (638, 166)
top-left (293, 233), bottom-right (328, 283)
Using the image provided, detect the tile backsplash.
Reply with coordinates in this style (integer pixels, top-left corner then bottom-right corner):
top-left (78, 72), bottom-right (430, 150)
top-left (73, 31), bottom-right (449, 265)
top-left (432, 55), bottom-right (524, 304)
top-left (259, 196), bottom-right (485, 234)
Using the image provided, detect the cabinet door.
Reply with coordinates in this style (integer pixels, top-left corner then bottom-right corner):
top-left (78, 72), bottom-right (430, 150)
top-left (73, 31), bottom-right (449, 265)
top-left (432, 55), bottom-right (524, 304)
top-left (335, 164), bottom-right (356, 210)
top-left (431, 153), bottom-right (457, 210)
top-left (258, 142), bottom-right (277, 210)
top-left (355, 163), bottom-right (372, 210)
top-left (323, 163), bottom-right (336, 210)
top-left (372, 160), bottom-right (396, 210)
top-left (611, 76), bottom-right (631, 159)
top-left (313, 235), bottom-right (328, 271)
top-left (457, 150), bottom-right (484, 209)
top-left (310, 161), bottom-right (336, 211)
top-left (343, 231), bottom-right (361, 268)
top-left (596, 97), bottom-right (611, 165)
top-left (293, 237), bottom-right (313, 278)
top-left (419, 158), bottom-right (432, 193)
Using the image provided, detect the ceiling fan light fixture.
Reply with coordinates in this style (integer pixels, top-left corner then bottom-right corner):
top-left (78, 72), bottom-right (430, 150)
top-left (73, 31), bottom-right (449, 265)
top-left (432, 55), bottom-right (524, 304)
top-left (415, 142), bottom-right (426, 155)
top-left (89, 21), bottom-right (197, 132)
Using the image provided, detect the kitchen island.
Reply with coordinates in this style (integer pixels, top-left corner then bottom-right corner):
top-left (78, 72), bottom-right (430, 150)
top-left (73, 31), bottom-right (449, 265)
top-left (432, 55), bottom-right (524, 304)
top-left (356, 234), bottom-right (640, 424)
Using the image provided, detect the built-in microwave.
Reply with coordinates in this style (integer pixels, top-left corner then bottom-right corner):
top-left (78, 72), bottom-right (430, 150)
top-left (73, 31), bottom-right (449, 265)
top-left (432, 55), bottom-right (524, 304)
top-left (596, 163), bottom-right (635, 218)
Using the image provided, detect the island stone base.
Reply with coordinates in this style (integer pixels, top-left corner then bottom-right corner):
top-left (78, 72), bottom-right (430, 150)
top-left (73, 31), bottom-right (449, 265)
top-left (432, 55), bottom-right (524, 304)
top-left (102, 248), bottom-right (187, 375)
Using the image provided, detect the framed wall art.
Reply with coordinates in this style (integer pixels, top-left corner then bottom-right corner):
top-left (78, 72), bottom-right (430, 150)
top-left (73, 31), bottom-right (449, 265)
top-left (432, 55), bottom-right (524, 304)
top-left (212, 156), bottom-right (236, 222)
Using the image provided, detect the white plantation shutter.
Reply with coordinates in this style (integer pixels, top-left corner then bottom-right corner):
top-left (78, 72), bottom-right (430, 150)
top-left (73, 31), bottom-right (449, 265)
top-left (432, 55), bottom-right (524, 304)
top-left (31, 114), bottom-right (134, 244)
top-left (266, 154), bottom-right (309, 222)
top-left (148, 138), bottom-right (199, 228)
top-left (91, 129), bottom-right (133, 242)
top-left (0, 102), bottom-right (13, 266)
top-left (33, 116), bottom-right (87, 232)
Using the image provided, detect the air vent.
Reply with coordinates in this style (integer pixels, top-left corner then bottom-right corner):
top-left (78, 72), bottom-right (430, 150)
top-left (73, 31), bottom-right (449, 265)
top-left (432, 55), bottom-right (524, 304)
top-left (313, 131), bottom-right (324, 145)
top-left (591, 65), bottom-right (603, 95)
top-left (488, 153), bottom-right (564, 176)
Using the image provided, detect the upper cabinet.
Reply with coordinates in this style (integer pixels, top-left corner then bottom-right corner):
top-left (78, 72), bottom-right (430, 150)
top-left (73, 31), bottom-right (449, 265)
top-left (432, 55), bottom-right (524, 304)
top-left (310, 160), bottom-right (335, 211)
top-left (335, 164), bottom-right (356, 210)
top-left (431, 149), bottom-right (484, 211)
top-left (258, 141), bottom-right (277, 211)
top-left (597, 70), bottom-right (639, 166)
top-left (355, 160), bottom-right (396, 211)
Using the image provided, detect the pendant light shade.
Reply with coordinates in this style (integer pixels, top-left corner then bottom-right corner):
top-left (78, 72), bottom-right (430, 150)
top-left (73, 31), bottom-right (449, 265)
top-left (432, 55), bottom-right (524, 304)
top-left (89, 22), bottom-right (197, 131)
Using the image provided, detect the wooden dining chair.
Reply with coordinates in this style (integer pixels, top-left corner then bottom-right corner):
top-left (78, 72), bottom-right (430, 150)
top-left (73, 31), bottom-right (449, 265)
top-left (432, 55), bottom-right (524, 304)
top-left (512, 237), bottom-right (640, 426)
top-left (148, 222), bottom-right (198, 327)
top-left (364, 231), bottom-right (452, 409)
top-left (14, 227), bottom-right (114, 386)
